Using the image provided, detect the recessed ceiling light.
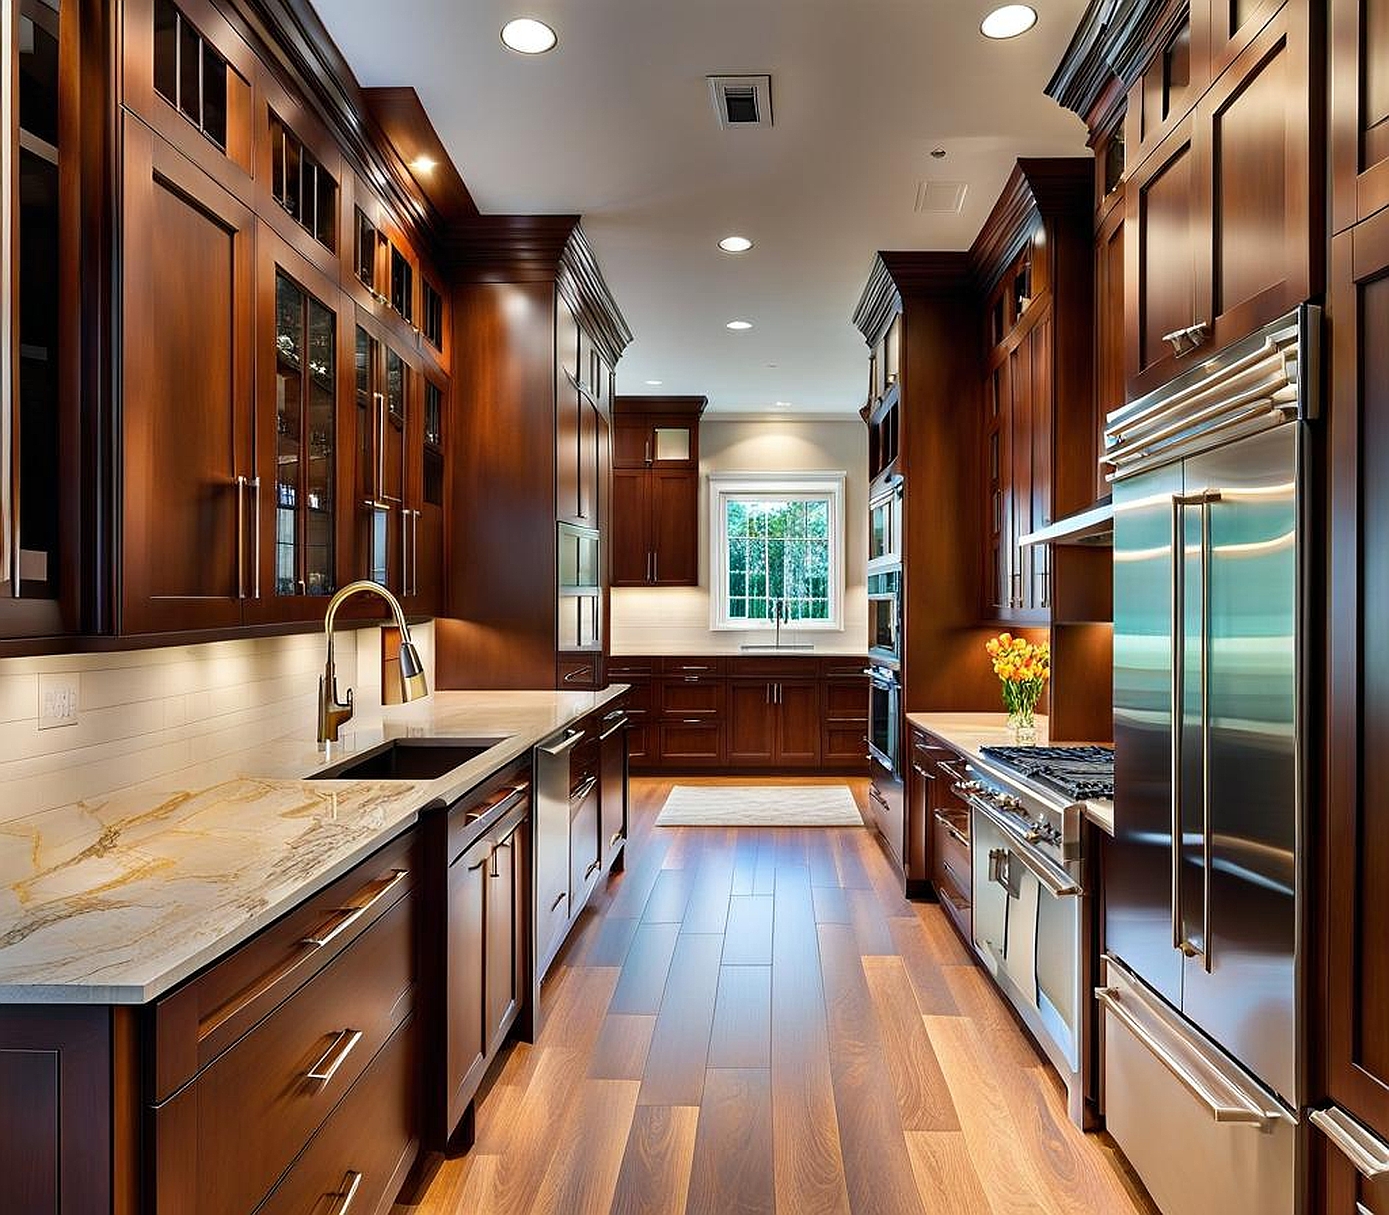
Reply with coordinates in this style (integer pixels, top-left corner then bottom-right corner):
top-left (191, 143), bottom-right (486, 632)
top-left (930, 147), bottom-right (947, 159)
top-left (500, 17), bottom-right (557, 54)
top-left (410, 155), bottom-right (437, 173)
top-left (645, 379), bottom-right (663, 386)
top-left (726, 320), bottom-right (753, 331)
top-left (718, 235), bottom-right (754, 253)
top-left (774, 401), bottom-right (792, 408)
top-left (981, 5), bottom-right (1037, 38)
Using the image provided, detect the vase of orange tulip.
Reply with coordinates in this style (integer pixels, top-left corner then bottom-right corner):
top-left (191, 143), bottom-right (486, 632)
top-left (985, 632), bottom-right (1050, 745)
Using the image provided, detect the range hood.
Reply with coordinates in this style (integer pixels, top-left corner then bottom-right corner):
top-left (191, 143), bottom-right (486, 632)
top-left (1019, 498), bottom-right (1113, 547)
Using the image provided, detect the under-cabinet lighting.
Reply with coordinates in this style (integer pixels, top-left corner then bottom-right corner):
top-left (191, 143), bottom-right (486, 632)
top-left (500, 17), bottom-right (557, 54)
top-left (980, 5), bottom-right (1037, 38)
top-left (410, 155), bottom-right (438, 173)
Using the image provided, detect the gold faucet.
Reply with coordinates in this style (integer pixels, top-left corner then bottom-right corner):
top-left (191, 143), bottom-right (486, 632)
top-left (318, 580), bottom-right (429, 747)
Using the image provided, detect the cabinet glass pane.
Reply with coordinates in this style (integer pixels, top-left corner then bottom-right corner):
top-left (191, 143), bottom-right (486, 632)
top-left (304, 297), bottom-right (334, 594)
top-left (153, 0), bottom-right (178, 106)
top-left (653, 427), bottom-right (690, 462)
top-left (274, 274), bottom-right (303, 595)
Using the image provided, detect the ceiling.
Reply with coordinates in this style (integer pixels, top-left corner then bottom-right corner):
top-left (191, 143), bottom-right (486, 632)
top-left (313, 0), bottom-right (1091, 415)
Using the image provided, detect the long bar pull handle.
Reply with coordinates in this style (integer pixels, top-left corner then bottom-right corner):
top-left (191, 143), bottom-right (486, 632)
top-left (412, 510), bottom-right (421, 596)
top-left (540, 728), bottom-right (585, 757)
top-left (235, 476), bottom-right (248, 599)
top-left (401, 508), bottom-right (410, 595)
top-left (1200, 495), bottom-right (1214, 972)
top-left (306, 1028), bottom-right (364, 1083)
top-left (250, 476), bottom-right (261, 599)
top-left (328, 1172), bottom-right (364, 1215)
top-left (1312, 1107), bottom-right (1389, 1181)
top-left (934, 809), bottom-right (969, 849)
top-left (599, 716), bottom-right (629, 741)
top-left (653, 551), bottom-right (658, 582)
top-left (570, 775), bottom-right (598, 803)
top-left (550, 891), bottom-right (567, 912)
top-left (374, 392), bottom-right (385, 499)
top-left (1170, 495), bottom-right (1186, 954)
top-left (301, 869), bottom-right (408, 948)
top-left (1096, 986), bottom-right (1274, 1127)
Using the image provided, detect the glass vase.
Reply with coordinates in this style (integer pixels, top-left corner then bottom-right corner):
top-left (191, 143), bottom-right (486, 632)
top-left (1008, 707), bottom-right (1038, 746)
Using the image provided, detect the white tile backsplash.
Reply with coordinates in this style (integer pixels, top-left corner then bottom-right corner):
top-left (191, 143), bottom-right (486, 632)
top-left (0, 621), bottom-right (435, 825)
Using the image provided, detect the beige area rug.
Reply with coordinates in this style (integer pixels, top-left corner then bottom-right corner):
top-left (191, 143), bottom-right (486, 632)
top-left (655, 784), bottom-right (865, 828)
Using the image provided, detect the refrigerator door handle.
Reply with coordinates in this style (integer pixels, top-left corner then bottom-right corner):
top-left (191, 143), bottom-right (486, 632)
top-left (1199, 494), bottom-right (1217, 972)
top-left (1095, 982), bottom-right (1279, 1129)
top-left (1170, 495), bottom-right (1188, 956)
top-left (1311, 1106), bottom-right (1389, 1182)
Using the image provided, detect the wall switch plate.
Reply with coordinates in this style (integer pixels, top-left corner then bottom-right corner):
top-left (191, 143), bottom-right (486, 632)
top-left (38, 673), bottom-right (80, 730)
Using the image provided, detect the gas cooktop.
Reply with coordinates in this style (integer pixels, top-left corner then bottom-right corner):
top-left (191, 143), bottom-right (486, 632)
top-left (979, 745), bottom-right (1115, 801)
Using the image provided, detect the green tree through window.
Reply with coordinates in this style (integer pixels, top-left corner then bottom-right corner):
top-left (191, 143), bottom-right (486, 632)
top-left (725, 498), bottom-right (831, 623)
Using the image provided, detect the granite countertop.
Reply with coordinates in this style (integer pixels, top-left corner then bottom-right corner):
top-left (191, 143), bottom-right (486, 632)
top-left (906, 711), bottom-right (1115, 836)
top-left (0, 686), bottom-right (626, 1005)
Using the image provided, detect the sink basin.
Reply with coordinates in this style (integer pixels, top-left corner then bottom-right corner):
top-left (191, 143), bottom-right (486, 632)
top-left (308, 737), bottom-right (509, 781)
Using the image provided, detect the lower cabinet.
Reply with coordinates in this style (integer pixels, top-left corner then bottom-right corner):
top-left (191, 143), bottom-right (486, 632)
top-left (908, 725), bottom-right (973, 940)
top-left (599, 707), bottom-right (630, 873)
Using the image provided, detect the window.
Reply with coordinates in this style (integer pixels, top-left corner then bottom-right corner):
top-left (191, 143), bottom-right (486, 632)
top-left (709, 472), bottom-right (846, 631)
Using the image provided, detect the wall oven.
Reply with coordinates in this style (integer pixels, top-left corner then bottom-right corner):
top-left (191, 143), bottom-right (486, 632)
top-left (867, 566), bottom-right (901, 666)
top-left (868, 482), bottom-right (903, 570)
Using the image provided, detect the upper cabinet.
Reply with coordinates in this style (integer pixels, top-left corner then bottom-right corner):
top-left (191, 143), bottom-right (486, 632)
top-left (610, 396), bottom-right (705, 588)
top-left (1330, 0), bottom-right (1389, 232)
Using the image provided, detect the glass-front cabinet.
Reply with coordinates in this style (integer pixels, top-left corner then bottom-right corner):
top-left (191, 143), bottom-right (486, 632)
top-left (355, 317), bottom-right (410, 594)
top-left (2, 0), bottom-right (72, 635)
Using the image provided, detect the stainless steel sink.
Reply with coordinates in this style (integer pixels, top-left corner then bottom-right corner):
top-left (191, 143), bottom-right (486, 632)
top-left (308, 737), bottom-right (509, 781)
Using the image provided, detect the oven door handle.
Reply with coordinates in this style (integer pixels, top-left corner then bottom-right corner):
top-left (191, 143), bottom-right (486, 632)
top-left (970, 798), bottom-right (1080, 897)
top-left (869, 750), bottom-right (894, 774)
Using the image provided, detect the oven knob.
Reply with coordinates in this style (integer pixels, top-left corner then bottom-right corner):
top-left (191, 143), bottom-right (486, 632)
top-left (996, 794), bottom-right (1023, 811)
top-left (956, 780), bottom-right (984, 795)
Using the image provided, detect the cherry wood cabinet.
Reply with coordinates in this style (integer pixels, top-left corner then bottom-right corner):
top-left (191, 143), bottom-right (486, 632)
top-left (1330, 0), bottom-right (1389, 232)
top-left (1125, 0), bottom-right (1319, 400)
top-left (611, 396), bottom-right (705, 588)
top-left (599, 705), bottom-right (630, 874)
top-left (119, 116), bottom-right (255, 634)
top-left (1321, 200), bottom-right (1389, 1215)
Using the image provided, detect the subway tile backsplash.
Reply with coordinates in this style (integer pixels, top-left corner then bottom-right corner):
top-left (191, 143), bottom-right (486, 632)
top-left (0, 623), bottom-right (434, 826)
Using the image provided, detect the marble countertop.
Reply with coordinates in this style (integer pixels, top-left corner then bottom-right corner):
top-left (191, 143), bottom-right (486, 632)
top-left (906, 712), bottom-right (1115, 836)
top-left (0, 686), bottom-right (626, 1005)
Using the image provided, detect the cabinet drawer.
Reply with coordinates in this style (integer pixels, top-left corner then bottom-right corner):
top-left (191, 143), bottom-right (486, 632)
top-left (444, 759), bottom-right (531, 865)
top-left (825, 680), bottom-right (868, 720)
top-left (256, 1014), bottom-right (418, 1215)
top-left (659, 722), bottom-right (723, 765)
top-left (153, 890), bottom-right (415, 1215)
top-left (661, 657), bottom-right (726, 677)
top-left (824, 725), bottom-right (869, 765)
top-left (820, 656), bottom-right (869, 679)
top-left (607, 658), bottom-right (657, 678)
top-left (729, 656), bottom-right (819, 679)
top-left (558, 654), bottom-right (601, 689)
top-left (152, 830), bottom-right (416, 1101)
top-left (660, 680), bottom-right (724, 716)
top-left (932, 808), bottom-right (972, 900)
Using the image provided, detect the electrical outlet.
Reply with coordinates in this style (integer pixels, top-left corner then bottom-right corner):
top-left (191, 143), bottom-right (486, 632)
top-left (38, 673), bottom-right (80, 730)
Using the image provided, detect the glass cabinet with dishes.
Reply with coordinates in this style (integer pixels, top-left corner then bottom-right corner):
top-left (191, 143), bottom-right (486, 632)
top-left (355, 318), bottom-right (410, 593)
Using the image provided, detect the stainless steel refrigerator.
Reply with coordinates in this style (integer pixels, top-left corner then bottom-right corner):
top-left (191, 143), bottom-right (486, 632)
top-left (1100, 308), bottom-right (1315, 1215)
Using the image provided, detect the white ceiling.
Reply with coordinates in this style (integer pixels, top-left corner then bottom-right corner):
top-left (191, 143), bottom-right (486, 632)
top-left (314, 0), bottom-right (1090, 415)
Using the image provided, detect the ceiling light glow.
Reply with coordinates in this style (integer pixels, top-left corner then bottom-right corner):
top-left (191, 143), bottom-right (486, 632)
top-left (410, 155), bottom-right (438, 173)
top-left (726, 320), bottom-right (753, 331)
top-left (500, 17), bottom-right (557, 54)
top-left (980, 4), bottom-right (1037, 38)
top-left (718, 235), bottom-right (754, 253)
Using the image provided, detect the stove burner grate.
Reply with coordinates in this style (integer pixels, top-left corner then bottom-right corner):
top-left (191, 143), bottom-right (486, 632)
top-left (980, 745), bottom-right (1115, 801)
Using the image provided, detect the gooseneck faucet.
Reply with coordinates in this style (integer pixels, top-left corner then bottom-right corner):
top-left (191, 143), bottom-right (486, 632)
top-left (318, 580), bottom-right (429, 747)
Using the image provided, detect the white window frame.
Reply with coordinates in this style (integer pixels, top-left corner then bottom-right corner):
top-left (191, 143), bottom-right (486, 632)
top-left (708, 470), bottom-right (847, 632)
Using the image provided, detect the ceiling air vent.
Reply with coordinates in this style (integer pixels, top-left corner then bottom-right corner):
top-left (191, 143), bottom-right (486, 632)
top-left (708, 75), bottom-right (773, 129)
top-left (914, 180), bottom-right (969, 214)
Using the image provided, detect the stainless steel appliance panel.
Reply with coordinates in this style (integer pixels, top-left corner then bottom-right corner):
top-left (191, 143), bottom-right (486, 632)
top-left (1178, 425), bottom-right (1300, 1105)
top-left (1110, 459), bottom-right (1186, 1008)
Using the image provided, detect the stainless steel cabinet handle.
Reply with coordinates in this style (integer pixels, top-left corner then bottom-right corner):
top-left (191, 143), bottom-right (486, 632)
top-left (410, 509), bottom-right (420, 596)
top-left (550, 890), bottom-right (567, 912)
top-left (571, 775), bottom-right (598, 803)
top-left (302, 870), bottom-right (408, 948)
top-left (644, 438), bottom-right (651, 465)
top-left (466, 850), bottom-right (490, 873)
top-left (374, 391), bottom-right (386, 498)
top-left (585, 858), bottom-right (602, 879)
top-left (609, 831), bottom-right (624, 848)
top-left (306, 1028), bottom-right (364, 1082)
top-left (934, 810), bottom-right (968, 848)
top-left (235, 475), bottom-right (248, 599)
top-left (682, 718), bottom-right (704, 725)
top-left (328, 1172), bottom-right (363, 1215)
top-left (1311, 1106), bottom-right (1389, 1181)
top-left (1170, 495), bottom-right (1186, 955)
top-left (1096, 985), bottom-right (1277, 1128)
top-left (401, 508), bottom-right (410, 596)
top-left (540, 728), bottom-right (586, 757)
top-left (987, 847), bottom-right (1010, 887)
top-left (653, 551), bottom-right (658, 581)
top-left (250, 476), bottom-right (261, 599)
top-left (971, 800), bottom-right (1080, 897)
top-left (563, 667), bottom-right (591, 684)
top-left (599, 716), bottom-right (629, 740)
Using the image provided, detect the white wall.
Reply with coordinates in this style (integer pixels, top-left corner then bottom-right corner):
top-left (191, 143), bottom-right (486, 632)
top-left (611, 417), bottom-right (868, 655)
top-left (0, 623), bottom-right (434, 826)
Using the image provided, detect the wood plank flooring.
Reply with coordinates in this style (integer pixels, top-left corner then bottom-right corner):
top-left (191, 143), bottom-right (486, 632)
top-left (394, 777), bottom-right (1157, 1215)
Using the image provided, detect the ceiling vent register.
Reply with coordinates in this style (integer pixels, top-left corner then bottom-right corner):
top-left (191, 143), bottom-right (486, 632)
top-left (708, 74), bottom-right (774, 128)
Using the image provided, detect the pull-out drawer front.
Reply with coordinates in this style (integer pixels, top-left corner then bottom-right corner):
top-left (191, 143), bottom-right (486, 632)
top-left (661, 658), bottom-right (725, 678)
top-left (153, 891), bottom-right (415, 1215)
top-left (445, 759), bottom-right (532, 864)
top-left (825, 680), bottom-right (868, 720)
top-left (932, 807), bottom-right (971, 905)
top-left (152, 830), bottom-right (417, 1101)
top-left (256, 1014), bottom-right (418, 1215)
top-left (659, 679), bottom-right (724, 716)
top-left (1098, 958), bottom-right (1295, 1215)
top-left (557, 654), bottom-right (601, 689)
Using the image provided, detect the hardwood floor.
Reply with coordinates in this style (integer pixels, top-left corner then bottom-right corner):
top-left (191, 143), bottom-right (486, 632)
top-left (395, 777), bottom-right (1157, 1215)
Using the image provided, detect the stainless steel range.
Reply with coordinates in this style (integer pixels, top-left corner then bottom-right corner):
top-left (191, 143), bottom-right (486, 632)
top-left (950, 745), bottom-right (1112, 1127)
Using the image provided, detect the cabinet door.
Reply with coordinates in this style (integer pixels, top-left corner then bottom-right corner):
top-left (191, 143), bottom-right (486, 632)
top-left (414, 379), bottom-right (447, 615)
top-left (727, 682), bottom-right (776, 764)
top-left (352, 321), bottom-right (411, 595)
top-left (1095, 202), bottom-right (1125, 490)
top-left (446, 838), bottom-right (488, 1115)
top-left (1125, 117), bottom-right (1203, 401)
top-left (1199, 1), bottom-right (1316, 356)
top-left (569, 777), bottom-right (601, 909)
top-left (612, 418), bottom-right (650, 469)
top-left (1006, 335), bottom-right (1033, 612)
top-left (650, 470), bottom-right (698, 586)
top-left (555, 298), bottom-right (583, 525)
top-left (984, 361), bottom-right (1009, 614)
top-left (534, 788), bottom-right (570, 983)
top-left (775, 681), bottom-right (821, 766)
top-left (1126, 10), bottom-right (1208, 178)
top-left (1324, 212), bottom-right (1389, 1164)
top-left (1028, 315), bottom-right (1053, 611)
top-left (1331, 0), bottom-right (1389, 231)
top-left (578, 398), bottom-right (600, 525)
top-left (599, 712), bottom-right (629, 868)
top-left (484, 821), bottom-right (522, 1056)
top-left (658, 722), bottom-right (723, 766)
top-left (247, 232), bottom-right (344, 623)
top-left (120, 118), bottom-right (254, 633)
top-left (611, 470), bottom-right (652, 586)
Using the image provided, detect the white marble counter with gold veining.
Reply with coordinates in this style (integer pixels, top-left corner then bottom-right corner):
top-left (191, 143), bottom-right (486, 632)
top-left (906, 711), bottom-right (1115, 836)
top-left (0, 686), bottom-right (626, 1004)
